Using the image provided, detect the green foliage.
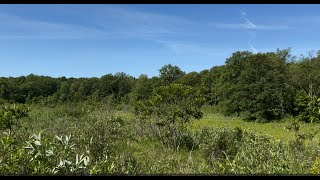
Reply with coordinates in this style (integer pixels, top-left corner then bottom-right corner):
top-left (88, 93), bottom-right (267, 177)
top-left (159, 64), bottom-right (186, 85)
top-left (216, 51), bottom-right (291, 121)
top-left (198, 127), bottom-right (243, 164)
top-left (197, 127), bottom-right (315, 174)
top-left (0, 104), bottom-right (29, 132)
top-left (3, 49), bottom-right (320, 174)
top-left (135, 83), bottom-right (205, 149)
top-left (310, 156), bottom-right (320, 174)
top-left (201, 66), bottom-right (224, 106)
top-left (0, 103), bottom-right (140, 175)
top-left (23, 133), bottom-right (90, 174)
top-left (0, 50), bottom-right (320, 123)
top-left (174, 71), bottom-right (201, 87)
top-left (84, 116), bottom-right (128, 162)
top-left (294, 92), bottom-right (320, 123)
top-left (130, 74), bottom-right (154, 103)
top-left (285, 119), bottom-right (318, 151)
top-left (0, 131), bottom-right (29, 174)
top-left (1, 102), bottom-right (320, 175)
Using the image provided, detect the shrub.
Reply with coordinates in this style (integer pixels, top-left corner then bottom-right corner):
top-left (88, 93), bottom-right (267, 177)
top-left (0, 104), bottom-right (29, 133)
top-left (198, 127), bottom-right (243, 166)
top-left (134, 83), bottom-right (205, 150)
top-left (198, 127), bottom-right (316, 174)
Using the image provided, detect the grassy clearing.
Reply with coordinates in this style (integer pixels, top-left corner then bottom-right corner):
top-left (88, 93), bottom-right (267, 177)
top-left (189, 113), bottom-right (320, 143)
top-left (113, 107), bottom-right (320, 143)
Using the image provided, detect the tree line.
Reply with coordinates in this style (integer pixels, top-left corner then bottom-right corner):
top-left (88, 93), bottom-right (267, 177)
top-left (1, 49), bottom-right (320, 122)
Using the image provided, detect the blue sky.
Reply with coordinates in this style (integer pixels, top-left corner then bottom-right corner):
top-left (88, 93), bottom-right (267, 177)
top-left (0, 4), bottom-right (320, 78)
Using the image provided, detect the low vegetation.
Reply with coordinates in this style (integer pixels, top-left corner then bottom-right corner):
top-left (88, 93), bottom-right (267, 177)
top-left (0, 101), bottom-right (319, 175)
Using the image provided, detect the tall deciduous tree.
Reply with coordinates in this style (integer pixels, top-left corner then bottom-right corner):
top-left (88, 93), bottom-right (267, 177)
top-left (159, 64), bottom-right (185, 85)
top-left (220, 51), bottom-right (291, 120)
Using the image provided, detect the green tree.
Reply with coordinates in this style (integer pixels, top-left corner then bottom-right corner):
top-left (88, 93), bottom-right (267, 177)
top-left (294, 91), bottom-right (320, 123)
top-left (130, 74), bottom-right (153, 103)
top-left (111, 72), bottom-right (134, 103)
top-left (54, 82), bottom-right (72, 102)
top-left (159, 64), bottom-right (185, 85)
top-left (201, 66), bottom-right (226, 106)
top-left (220, 50), bottom-right (291, 120)
top-left (287, 51), bottom-right (320, 121)
top-left (100, 74), bottom-right (114, 98)
top-left (174, 71), bottom-right (200, 87)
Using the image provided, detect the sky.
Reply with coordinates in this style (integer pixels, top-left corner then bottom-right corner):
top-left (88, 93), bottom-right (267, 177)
top-left (0, 4), bottom-right (320, 78)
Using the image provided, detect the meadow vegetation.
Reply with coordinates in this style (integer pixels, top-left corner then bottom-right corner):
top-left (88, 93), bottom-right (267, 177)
top-left (1, 49), bottom-right (320, 175)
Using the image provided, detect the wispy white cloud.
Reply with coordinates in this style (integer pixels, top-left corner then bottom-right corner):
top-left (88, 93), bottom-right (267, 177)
top-left (209, 10), bottom-right (290, 30)
top-left (0, 6), bottom-right (197, 41)
top-left (0, 5), bottom-right (212, 59)
top-left (240, 10), bottom-right (247, 16)
top-left (0, 12), bottom-right (112, 39)
top-left (249, 42), bottom-right (258, 53)
top-left (211, 22), bottom-right (290, 30)
top-left (94, 5), bottom-right (196, 39)
top-left (248, 31), bottom-right (258, 53)
top-left (242, 16), bottom-right (256, 29)
top-left (155, 39), bottom-right (241, 56)
top-left (217, 11), bottom-right (290, 53)
top-left (242, 11), bottom-right (259, 53)
top-left (0, 5), bottom-right (289, 57)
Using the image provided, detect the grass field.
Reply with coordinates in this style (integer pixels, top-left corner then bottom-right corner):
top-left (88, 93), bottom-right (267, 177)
top-left (114, 106), bottom-right (320, 143)
top-left (2, 103), bottom-right (320, 174)
top-left (189, 113), bottom-right (320, 143)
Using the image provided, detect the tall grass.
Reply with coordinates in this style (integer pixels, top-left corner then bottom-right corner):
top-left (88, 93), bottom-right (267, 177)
top-left (1, 102), bottom-right (320, 175)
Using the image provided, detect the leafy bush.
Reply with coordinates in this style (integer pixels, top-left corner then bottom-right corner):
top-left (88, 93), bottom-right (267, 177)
top-left (0, 104), bottom-right (29, 133)
top-left (310, 156), bottom-right (320, 174)
top-left (294, 92), bottom-right (320, 123)
top-left (198, 127), bottom-right (316, 174)
top-left (134, 83), bottom-right (205, 150)
top-left (23, 133), bottom-right (90, 174)
top-left (198, 127), bottom-right (243, 166)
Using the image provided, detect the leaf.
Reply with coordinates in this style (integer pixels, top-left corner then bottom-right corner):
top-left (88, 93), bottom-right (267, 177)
top-left (55, 135), bottom-right (62, 142)
top-left (46, 150), bottom-right (53, 157)
top-left (83, 156), bottom-right (90, 166)
top-left (34, 140), bottom-right (41, 146)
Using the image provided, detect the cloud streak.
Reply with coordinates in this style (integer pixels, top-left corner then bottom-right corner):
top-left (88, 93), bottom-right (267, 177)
top-left (93, 5), bottom-right (196, 40)
top-left (0, 6), bottom-right (196, 40)
top-left (209, 11), bottom-right (290, 31)
top-left (155, 39), bottom-right (243, 56)
top-left (240, 10), bottom-right (247, 16)
top-left (1, 5), bottom-right (295, 57)
top-left (0, 6), bottom-right (216, 57)
top-left (0, 12), bottom-right (113, 40)
top-left (247, 31), bottom-right (258, 53)
top-left (211, 22), bottom-right (289, 30)
top-left (249, 42), bottom-right (258, 53)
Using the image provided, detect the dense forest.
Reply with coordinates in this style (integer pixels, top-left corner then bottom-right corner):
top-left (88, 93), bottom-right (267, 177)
top-left (1, 49), bottom-right (320, 122)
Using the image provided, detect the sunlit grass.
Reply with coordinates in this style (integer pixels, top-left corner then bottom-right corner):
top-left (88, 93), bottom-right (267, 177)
top-left (3, 103), bottom-right (320, 174)
top-left (189, 113), bottom-right (320, 143)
